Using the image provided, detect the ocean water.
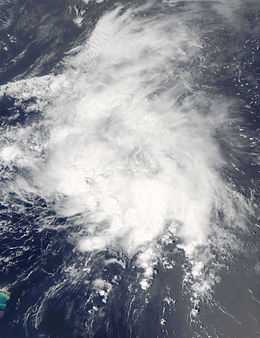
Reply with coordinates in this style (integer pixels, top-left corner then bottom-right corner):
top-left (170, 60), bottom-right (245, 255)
top-left (0, 1), bottom-right (260, 337)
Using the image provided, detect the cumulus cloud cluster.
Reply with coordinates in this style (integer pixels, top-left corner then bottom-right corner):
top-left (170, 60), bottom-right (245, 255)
top-left (0, 2), bottom-right (253, 293)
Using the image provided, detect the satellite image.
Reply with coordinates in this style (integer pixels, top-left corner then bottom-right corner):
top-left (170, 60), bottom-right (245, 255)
top-left (0, 1), bottom-right (259, 337)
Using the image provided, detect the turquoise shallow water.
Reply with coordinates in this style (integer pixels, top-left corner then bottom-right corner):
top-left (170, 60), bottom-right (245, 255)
top-left (0, 292), bottom-right (10, 310)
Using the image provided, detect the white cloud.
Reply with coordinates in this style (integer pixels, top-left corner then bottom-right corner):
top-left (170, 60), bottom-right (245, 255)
top-left (0, 3), bottom-right (252, 296)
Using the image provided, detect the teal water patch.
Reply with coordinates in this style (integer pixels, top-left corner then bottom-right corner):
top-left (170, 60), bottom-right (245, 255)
top-left (0, 292), bottom-right (10, 310)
